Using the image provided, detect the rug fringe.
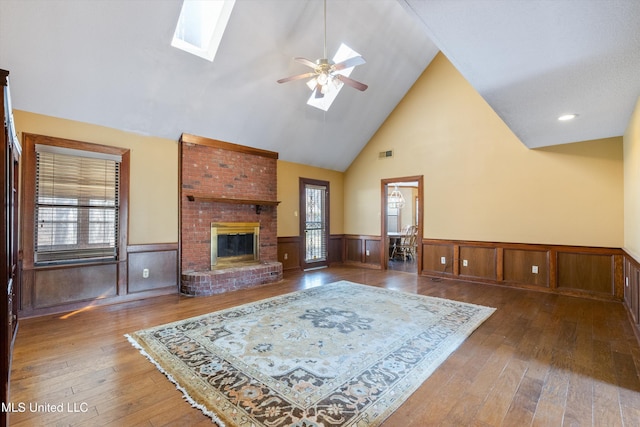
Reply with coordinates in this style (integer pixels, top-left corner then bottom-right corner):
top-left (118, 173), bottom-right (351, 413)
top-left (124, 334), bottom-right (226, 426)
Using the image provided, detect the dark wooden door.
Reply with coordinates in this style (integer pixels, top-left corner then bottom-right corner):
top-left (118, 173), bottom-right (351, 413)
top-left (1, 69), bottom-right (20, 427)
top-left (300, 178), bottom-right (330, 270)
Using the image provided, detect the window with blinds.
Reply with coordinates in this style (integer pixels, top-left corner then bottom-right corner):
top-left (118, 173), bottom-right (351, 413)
top-left (34, 145), bottom-right (121, 264)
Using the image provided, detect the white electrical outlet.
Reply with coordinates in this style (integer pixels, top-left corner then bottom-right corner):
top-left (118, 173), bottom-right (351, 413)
top-left (284, 253), bottom-right (288, 260)
top-left (532, 265), bottom-right (538, 274)
top-left (143, 268), bottom-right (149, 279)
top-left (366, 250), bottom-right (370, 256)
top-left (462, 259), bottom-right (468, 267)
top-left (440, 256), bottom-right (446, 265)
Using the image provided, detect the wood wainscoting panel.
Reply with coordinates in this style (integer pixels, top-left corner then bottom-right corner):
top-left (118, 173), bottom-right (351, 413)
top-left (459, 246), bottom-right (497, 280)
top-left (21, 245), bottom-right (179, 317)
top-left (128, 250), bottom-right (178, 293)
top-left (421, 242), bottom-right (454, 276)
top-left (342, 235), bottom-right (381, 268)
top-left (633, 267), bottom-right (640, 325)
top-left (328, 235), bottom-right (344, 265)
top-left (277, 235), bottom-right (344, 270)
top-left (557, 252), bottom-right (613, 295)
top-left (277, 237), bottom-right (301, 271)
top-left (623, 252), bottom-right (640, 342)
top-left (364, 239), bottom-right (382, 267)
top-left (624, 255), bottom-right (640, 326)
top-left (419, 239), bottom-right (623, 302)
top-left (623, 258), bottom-right (632, 320)
top-left (503, 249), bottom-right (550, 287)
top-left (345, 236), bottom-right (364, 264)
top-left (34, 263), bottom-right (117, 308)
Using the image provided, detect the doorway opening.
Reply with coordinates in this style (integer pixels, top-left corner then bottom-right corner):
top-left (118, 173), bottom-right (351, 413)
top-left (300, 178), bottom-right (330, 270)
top-left (381, 176), bottom-right (423, 273)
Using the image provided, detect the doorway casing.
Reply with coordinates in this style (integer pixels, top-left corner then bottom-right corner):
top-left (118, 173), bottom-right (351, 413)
top-left (381, 175), bottom-right (424, 272)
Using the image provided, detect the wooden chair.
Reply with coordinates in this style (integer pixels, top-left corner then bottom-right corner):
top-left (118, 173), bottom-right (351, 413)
top-left (389, 225), bottom-right (409, 259)
top-left (391, 225), bottom-right (417, 261)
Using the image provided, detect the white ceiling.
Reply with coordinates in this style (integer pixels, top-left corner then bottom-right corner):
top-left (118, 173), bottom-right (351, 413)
top-left (401, 0), bottom-right (640, 148)
top-left (1, 0), bottom-right (638, 171)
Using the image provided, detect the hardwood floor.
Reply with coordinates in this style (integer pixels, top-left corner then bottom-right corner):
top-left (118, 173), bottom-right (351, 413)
top-left (7, 266), bottom-right (640, 426)
top-left (388, 257), bottom-right (417, 273)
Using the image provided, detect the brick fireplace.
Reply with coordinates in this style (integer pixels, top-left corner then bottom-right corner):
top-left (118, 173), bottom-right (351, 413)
top-left (179, 134), bottom-right (282, 296)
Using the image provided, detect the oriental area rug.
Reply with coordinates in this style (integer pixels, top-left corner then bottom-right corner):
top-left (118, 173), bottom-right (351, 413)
top-left (126, 281), bottom-right (495, 426)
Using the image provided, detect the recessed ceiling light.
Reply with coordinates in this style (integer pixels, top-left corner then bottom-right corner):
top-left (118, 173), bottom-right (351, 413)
top-left (558, 114), bottom-right (577, 121)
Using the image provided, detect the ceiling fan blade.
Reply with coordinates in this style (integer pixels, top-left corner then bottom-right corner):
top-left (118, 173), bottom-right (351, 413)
top-left (277, 72), bottom-right (316, 84)
top-left (294, 57), bottom-right (318, 69)
top-left (335, 74), bottom-right (368, 91)
top-left (333, 56), bottom-right (366, 71)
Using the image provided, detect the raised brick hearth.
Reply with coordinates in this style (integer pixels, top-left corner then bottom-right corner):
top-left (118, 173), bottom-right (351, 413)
top-left (179, 134), bottom-right (282, 296)
top-left (180, 262), bottom-right (282, 296)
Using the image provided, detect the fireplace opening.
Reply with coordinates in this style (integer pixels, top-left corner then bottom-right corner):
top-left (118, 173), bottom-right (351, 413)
top-left (211, 222), bottom-right (259, 268)
top-left (218, 233), bottom-right (254, 257)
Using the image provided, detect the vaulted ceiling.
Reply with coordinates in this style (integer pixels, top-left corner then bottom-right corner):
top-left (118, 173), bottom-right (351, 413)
top-left (1, 1), bottom-right (638, 171)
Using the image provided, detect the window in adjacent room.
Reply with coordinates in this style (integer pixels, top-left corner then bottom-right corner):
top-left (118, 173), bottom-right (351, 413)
top-left (34, 144), bottom-right (122, 264)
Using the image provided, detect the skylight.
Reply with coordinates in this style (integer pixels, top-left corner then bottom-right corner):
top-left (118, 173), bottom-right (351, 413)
top-left (171, 0), bottom-right (235, 62)
top-left (307, 43), bottom-right (362, 112)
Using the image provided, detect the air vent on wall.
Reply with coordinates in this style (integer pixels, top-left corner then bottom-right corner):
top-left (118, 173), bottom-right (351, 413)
top-left (378, 150), bottom-right (393, 159)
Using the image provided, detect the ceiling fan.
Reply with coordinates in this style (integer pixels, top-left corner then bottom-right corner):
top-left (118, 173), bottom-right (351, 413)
top-left (277, 0), bottom-right (368, 98)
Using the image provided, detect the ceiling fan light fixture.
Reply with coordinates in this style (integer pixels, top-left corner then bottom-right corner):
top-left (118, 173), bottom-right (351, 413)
top-left (317, 72), bottom-right (329, 86)
top-left (307, 44), bottom-right (364, 111)
top-left (276, 0), bottom-right (368, 111)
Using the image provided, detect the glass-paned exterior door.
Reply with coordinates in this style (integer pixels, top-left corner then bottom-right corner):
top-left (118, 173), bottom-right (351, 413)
top-left (300, 178), bottom-right (329, 269)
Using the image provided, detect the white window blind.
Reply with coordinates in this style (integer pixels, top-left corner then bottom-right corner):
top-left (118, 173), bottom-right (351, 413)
top-left (35, 146), bottom-right (120, 264)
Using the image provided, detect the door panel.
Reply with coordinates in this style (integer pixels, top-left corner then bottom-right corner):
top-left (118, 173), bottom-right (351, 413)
top-left (300, 178), bottom-right (329, 270)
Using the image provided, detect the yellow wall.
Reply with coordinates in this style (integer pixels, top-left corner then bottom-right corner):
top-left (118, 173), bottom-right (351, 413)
top-left (13, 110), bottom-right (178, 245)
top-left (345, 53), bottom-right (623, 247)
top-left (624, 96), bottom-right (640, 259)
top-left (13, 111), bottom-right (346, 243)
top-left (277, 160), bottom-right (344, 236)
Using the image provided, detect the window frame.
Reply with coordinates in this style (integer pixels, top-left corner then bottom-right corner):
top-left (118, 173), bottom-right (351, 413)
top-left (34, 146), bottom-right (120, 264)
top-left (21, 133), bottom-right (129, 269)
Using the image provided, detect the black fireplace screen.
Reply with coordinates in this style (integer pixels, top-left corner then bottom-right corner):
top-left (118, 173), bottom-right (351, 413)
top-left (217, 233), bottom-right (255, 257)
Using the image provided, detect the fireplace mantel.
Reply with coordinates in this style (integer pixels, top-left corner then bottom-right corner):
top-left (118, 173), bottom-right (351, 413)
top-left (186, 194), bottom-right (280, 214)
